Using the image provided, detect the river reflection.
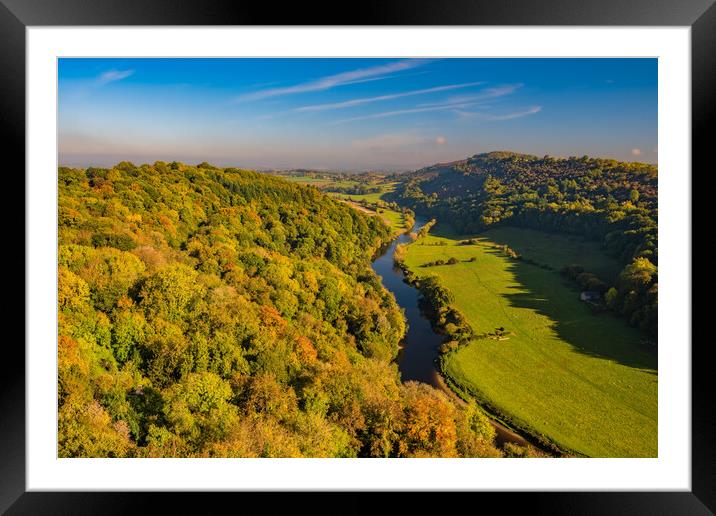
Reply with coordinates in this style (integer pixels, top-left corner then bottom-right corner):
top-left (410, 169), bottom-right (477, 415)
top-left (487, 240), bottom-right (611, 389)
top-left (371, 217), bottom-right (443, 386)
top-left (371, 217), bottom-right (536, 451)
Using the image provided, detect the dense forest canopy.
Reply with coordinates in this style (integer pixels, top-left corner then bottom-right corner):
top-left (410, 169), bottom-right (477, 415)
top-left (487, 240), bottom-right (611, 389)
top-left (387, 152), bottom-right (658, 336)
top-left (57, 161), bottom-right (499, 458)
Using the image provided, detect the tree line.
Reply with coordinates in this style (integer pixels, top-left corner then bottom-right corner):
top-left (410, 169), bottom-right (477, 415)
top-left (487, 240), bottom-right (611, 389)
top-left (387, 152), bottom-right (658, 337)
top-left (57, 161), bottom-right (500, 458)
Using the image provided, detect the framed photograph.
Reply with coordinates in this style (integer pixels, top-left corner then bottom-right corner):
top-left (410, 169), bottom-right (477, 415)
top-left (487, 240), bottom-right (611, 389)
top-left (3, 0), bottom-right (710, 512)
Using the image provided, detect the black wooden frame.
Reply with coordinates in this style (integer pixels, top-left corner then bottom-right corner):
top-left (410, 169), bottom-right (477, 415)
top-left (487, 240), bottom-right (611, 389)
top-left (2, 1), bottom-right (710, 513)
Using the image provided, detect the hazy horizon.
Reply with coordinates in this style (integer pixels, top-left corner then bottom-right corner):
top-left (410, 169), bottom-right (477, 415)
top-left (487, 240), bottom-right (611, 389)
top-left (57, 147), bottom-right (656, 173)
top-left (59, 58), bottom-right (658, 170)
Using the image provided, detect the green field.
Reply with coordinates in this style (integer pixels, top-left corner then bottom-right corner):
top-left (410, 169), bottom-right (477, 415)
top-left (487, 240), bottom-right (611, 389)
top-left (281, 175), bottom-right (335, 185)
top-left (403, 225), bottom-right (657, 457)
top-left (337, 183), bottom-right (408, 235)
top-left (281, 174), bottom-right (360, 189)
top-left (281, 175), bottom-right (408, 235)
top-left (286, 175), bottom-right (398, 204)
top-left (329, 182), bottom-right (399, 203)
top-left (377, 206), bottom-right (409, 234)
top-left (338, 199), bottom-right (408, 236)
top-left (332, 190), bottom-right (386, 203)
top-left (482, 226), bottom-right (623, 283)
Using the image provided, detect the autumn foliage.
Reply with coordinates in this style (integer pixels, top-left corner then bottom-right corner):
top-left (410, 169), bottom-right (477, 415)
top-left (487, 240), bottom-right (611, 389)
top-left (57, 162), bottom-right (499, 457)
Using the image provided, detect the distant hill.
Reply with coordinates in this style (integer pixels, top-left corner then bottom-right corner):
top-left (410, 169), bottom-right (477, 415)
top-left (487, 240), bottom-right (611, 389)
top-left (394, 151), bottom-right (656, 212)
top-left (387, 151), bottom-right (658, 335)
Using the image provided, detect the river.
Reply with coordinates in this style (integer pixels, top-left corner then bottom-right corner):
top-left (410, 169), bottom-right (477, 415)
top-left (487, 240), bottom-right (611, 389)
top-left (371, 216), bottom-right (443, 385)
top-left (371, 217), bottom-right (536, 451)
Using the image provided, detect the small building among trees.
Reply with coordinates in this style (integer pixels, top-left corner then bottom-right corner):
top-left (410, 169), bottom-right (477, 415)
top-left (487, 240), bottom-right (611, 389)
top-left (580, 291), bottom-right (601, 302)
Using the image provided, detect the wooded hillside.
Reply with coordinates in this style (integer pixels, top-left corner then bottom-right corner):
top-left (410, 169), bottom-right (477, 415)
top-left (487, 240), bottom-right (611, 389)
top-left (57, 161), bottom-right (498, 458)
top-left (388, 152), bottom-right (658, 336)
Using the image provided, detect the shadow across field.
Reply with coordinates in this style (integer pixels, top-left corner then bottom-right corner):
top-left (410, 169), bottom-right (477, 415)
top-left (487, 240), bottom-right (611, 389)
top-left (426, 222), bottom-right (657, 373)
top-left (484, 246), bottom-right (657, 372)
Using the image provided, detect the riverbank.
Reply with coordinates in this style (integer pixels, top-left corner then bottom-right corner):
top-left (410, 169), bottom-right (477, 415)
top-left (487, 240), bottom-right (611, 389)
top-left (370, 217), bottom-right (553, 456)
top-left (392, 239), bottom-right (561, 456)
top-left (431, 368), bottom-right (540, 451)
top-left (398, 222), bottom-right (658, 457)
top-left (334, 197), bottom-right (413, 238)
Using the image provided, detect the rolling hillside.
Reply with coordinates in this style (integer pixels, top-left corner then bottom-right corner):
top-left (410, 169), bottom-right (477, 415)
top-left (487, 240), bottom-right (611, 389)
top-left (388, 151), bottom-right (658, 336)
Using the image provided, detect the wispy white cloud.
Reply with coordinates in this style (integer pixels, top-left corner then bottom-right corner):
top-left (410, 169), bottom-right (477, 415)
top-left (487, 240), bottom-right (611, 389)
top-left (417, 84), bottom-right (522, 108)
top-left (334, 84), bottom-right (521, 124)
top-left (631, 148), bottom-right (642, 156)
top-left (97, 69), bottom-right (134, 85)
top-left (455, 105), bottom-right (542, 121)
top-left (293, 81), bottom-right (484, 112)
top-left (334, 101), bottom-right (476, 124)
top-left (233, 59), bottom-right (429, 102)
top-left (333, 83), bottom-right (529, 124)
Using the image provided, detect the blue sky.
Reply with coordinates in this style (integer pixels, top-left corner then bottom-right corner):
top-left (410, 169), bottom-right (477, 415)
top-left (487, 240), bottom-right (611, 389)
top-left (58, 58), bottom-right (657, 170)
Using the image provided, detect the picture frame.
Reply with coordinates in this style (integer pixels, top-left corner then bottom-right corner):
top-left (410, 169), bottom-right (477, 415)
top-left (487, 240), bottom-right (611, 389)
top-left (2, 0), bottom-right (709, 512)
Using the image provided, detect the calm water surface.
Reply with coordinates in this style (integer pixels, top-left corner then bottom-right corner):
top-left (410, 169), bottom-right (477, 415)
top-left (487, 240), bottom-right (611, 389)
top-left (371, 217), bottom-right (535, 450)
top-left (371, 217), bottom-right (443, 386)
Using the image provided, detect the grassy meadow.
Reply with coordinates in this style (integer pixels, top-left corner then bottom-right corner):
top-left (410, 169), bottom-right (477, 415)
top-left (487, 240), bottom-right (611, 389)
top-left (284, 175), bottom-right (409, 234)
top-left (403, 225), bottom-right (658, 457)
top-left (330, 182), bottom-right (398, 204)
top-left (482, 227), bottom-right (624, 283)
top-left (281, 175), bottom-right (334, 186)
top-left (376, 206), bottom-right (410, 234)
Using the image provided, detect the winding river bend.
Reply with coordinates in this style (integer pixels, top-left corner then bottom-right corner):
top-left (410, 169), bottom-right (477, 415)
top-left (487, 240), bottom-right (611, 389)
top-left (372, 217), bottom-right (442, 386)
top-left (371, 217), bottom-right (533, 450)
